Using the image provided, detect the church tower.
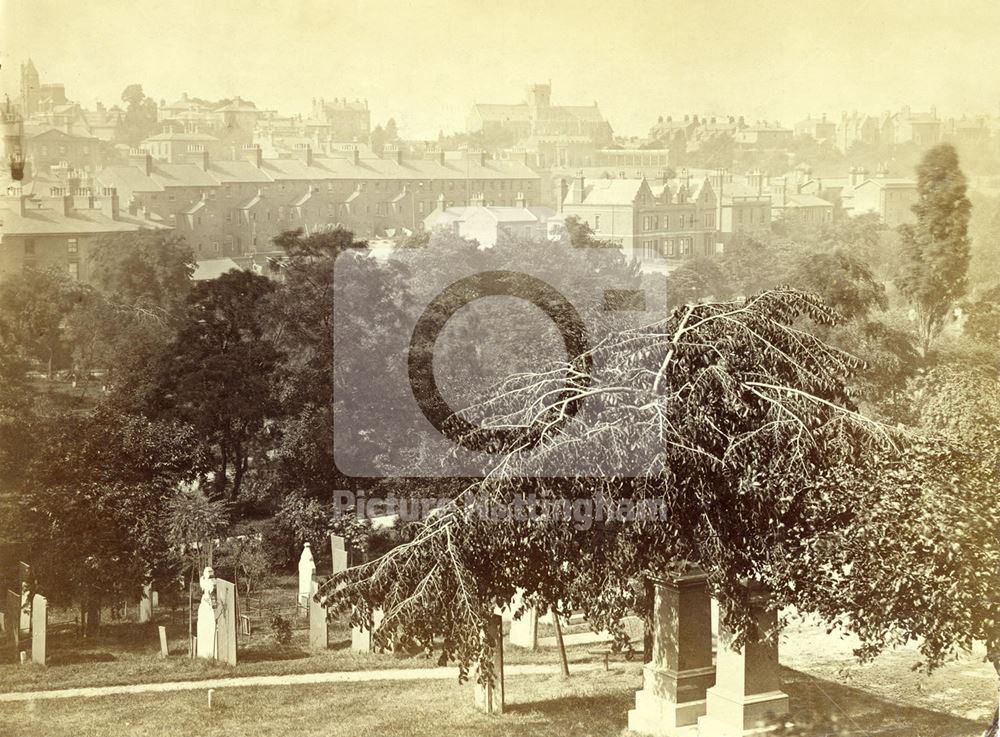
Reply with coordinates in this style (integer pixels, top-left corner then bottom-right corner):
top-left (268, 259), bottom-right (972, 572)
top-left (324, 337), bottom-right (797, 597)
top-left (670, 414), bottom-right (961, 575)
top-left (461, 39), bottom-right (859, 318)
top-left (20, 59), bottom-right (40, 116)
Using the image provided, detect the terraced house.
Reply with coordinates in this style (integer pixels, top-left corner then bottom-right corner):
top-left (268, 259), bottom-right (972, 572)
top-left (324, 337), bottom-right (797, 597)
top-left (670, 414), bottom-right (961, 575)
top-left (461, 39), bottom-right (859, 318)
top-left (95, 144), bottom-right (540, 257)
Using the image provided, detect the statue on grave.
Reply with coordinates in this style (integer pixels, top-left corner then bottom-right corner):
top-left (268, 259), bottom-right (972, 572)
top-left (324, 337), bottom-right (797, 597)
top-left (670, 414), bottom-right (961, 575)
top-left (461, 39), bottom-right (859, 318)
top-left (196, 566), bottom-right (217, 659)
top-left (298, 543), bottom-right (316, 605)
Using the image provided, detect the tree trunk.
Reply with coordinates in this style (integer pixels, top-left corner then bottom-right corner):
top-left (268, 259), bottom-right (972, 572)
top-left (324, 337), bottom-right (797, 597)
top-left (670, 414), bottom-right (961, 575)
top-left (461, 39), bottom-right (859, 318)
top-left (230, 443), bottom-right (247, 502)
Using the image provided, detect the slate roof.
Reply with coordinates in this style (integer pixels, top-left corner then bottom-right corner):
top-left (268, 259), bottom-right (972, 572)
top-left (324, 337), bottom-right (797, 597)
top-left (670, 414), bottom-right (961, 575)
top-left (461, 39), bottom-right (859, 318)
top-left (0, 199), bottom-right (167, 235)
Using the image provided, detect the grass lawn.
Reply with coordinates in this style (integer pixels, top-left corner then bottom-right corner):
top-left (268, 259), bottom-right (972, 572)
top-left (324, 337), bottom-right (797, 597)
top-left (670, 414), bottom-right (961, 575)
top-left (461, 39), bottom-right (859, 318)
top-left (0, 576), bottom-right (609, 693)
top-left (0, 662), bottom-right (992, 737)
top-left (1, 669), bottom-right (640, 737)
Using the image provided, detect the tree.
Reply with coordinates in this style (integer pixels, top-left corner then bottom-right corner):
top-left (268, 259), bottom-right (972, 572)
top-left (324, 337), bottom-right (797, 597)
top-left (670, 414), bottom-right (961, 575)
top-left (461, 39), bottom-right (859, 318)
top-left (18, 407), bottom-right (206, 633)
top-left (963, 284), bottom-right (1000, 346)
top-left (384, 118), bottom-right (399, 142)
top-left (663, 257), bottom-right (732, 308)
top-left (0, 269), bottom-right (82, 379)
top-left (120, 84), bottom-right (159, 147)
top-left (89, 232), bottom-right (196, 314)
top-left (895, 144), bottom-right (972, 356)
top-left (150, 270), bottom-right (282, 500)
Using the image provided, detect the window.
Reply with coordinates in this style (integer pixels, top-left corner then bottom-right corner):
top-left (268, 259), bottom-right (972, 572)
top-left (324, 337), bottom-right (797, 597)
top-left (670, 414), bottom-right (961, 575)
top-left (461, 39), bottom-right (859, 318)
top-left (665, 239), bottom-right (675, 257)
top-left (594, 215), bottom-right (601, 230)
top-left (418, 201), bottom-right (425, 214)
top-left (58, 145), bottom-right (67, 155)
top-left (168, 193), bottom-right (176, 202)
top-left (41, 146), bottom-right (49, 156)
top-left (24, 239), bottom-right (35, 256)
top-left (67, 238), bottom-right (78, 254)
top-left (680, 238), bottom-right (691, 255)
top-left (68, 262), bottom-right (79, 280)
top-left (642, 239), bottom-right (660, 259)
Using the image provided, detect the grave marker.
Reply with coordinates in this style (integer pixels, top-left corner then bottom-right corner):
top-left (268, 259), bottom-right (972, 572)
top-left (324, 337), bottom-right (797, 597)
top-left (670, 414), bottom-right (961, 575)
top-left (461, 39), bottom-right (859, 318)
top-left (298, 543), bottom-right (316, 613)
top-left (331, 534), bottom-right (349, 576)
top-left (159, 626), bottom-right (169, 658)
top-left (5, 590), bottom-right (20, 650)
top-left (138, 582), bottom-right (153, 623)
top-left (30, 594), bottom-right (46, 665)
top-left (214, 579), bottom-right (237, 666)
top-left (308, 578), bottom-right (328, 650)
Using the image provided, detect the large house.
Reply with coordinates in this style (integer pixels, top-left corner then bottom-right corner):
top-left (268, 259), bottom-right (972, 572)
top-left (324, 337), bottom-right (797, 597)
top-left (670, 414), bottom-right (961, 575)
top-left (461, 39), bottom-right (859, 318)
top-left (560, 174), bottom-right (720, 267)
top-left (0, 185), bottom-right (168, 282)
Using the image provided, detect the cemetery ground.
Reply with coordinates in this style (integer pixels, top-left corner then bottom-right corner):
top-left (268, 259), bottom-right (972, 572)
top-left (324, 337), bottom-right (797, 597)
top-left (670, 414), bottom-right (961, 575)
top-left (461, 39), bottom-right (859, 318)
top-left (1, 576), bottom-right (996, 737)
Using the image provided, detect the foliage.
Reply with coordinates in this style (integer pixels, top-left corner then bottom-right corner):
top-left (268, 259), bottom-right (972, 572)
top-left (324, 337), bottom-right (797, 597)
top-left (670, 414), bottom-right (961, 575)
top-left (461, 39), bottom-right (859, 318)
top-left (166, 481), bottom-right (231, 576)
top-left (319, 289), bottom-right (936, 681)
top-left (269, 614), bottom-right (293, 646)
top-left (895, 144), bottom-right (972, 355)
top-left (0, 268), bottom-right (83, 378)
top-left (664, 256), bottom-right (732, 308)
top-left (120, 84), bottom-right (159, 147)
top-left (17, 406), bottom-right (207, 630)
top-left (89, 232), bottom-right (196, 314)
top-left (963, 284), bottom-right (1000, 346)
top-left (150, 270), bottom-right (282, 500)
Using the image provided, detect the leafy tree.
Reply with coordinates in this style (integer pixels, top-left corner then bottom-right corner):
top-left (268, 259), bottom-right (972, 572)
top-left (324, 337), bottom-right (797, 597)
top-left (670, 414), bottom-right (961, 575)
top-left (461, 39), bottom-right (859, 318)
top-left (664, 257), bottom-right (732, 308)
top-left (150, 270), bottom-right (282, 500)
top-left (89, 232), bottom-right (196, 314)
top-left (384, 118), bottom-right (399, 142)
top-left (18, 407), bottom-right (206, 633)
top-left (967, 193), bottom-right (1000, 288)
top-left (263, 228), bottom-right (415, 496)
top-left (963, 284), bottom-right (1000, 346)
top-left (120, 84), bottom-right (159, 147)
top-left (0, 269), bottom-right (82, 378)
top-left (895, 144), bottom-right (972, 356)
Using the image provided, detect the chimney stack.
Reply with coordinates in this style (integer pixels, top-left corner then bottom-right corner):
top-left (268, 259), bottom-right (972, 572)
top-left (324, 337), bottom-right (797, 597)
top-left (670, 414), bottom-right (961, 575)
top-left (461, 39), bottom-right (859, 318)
top-left (129, 149), bottom-right (153, 176)
top-left (243, 144), bottom-right (263, 168)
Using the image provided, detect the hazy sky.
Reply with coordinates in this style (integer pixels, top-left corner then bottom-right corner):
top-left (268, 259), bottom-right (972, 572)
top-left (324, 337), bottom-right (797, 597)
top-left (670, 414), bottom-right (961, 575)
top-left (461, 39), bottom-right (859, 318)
top-left (3, 0), bottom-right (998, 139)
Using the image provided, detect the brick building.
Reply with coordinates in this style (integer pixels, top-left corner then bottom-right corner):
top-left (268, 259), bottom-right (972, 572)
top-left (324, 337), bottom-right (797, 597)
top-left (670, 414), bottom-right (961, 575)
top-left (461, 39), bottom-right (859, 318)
top-left (0, 185), bottom-right (169, 282)
top-left (560, 174), bottom-right (720, 267)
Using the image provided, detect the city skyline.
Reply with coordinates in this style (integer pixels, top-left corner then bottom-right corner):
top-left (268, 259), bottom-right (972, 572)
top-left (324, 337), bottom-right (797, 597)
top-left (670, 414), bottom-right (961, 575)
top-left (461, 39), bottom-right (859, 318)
top-left (3, 0), bottom-right (1000, 140)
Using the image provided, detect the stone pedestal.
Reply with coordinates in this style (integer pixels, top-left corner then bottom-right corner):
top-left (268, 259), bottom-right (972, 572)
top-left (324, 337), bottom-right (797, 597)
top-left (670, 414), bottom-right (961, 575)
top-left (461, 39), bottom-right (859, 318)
top-left (698, 598), bottom-right (788, 737)
top-left (628, 572), bottom-right (716, 736)
top-left (473, 614), bottom-right (504, 714)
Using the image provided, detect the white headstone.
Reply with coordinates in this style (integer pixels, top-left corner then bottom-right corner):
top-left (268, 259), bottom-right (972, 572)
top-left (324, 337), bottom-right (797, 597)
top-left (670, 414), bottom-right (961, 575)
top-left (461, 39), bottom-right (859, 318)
top-left (138, 582), bottom-right (153, 623)
top-left (298, 543), bottom-right (316, 605)
top-left (196, 567), bottom-right (217, 659)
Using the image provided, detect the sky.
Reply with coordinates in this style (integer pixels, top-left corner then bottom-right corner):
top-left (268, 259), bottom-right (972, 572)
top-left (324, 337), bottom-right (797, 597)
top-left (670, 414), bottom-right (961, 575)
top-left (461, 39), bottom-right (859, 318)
top-left (2, 0), bottom-right (999, 139)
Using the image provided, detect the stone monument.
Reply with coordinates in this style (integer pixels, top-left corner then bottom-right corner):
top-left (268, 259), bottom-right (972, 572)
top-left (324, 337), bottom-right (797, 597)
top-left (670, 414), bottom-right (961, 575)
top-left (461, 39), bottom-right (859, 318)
top-left (698, 588), bottom-right (789, 736)
top-left (298, 543), bottom-right (316, 610)
top-left (196, 566), bottom-right (218, 660)
top-left (330, 534), bottom-right (349, 576)
top-left (308, 578), bottom-right (328, 650)
top-left (30, 593), bottom-right (46, 665)
top-left (628, 571), bottom-right (716, 735)
top-left (138, 582), bottom-right (154, 623)
top-left (214, 578), bottom-right (237, 666)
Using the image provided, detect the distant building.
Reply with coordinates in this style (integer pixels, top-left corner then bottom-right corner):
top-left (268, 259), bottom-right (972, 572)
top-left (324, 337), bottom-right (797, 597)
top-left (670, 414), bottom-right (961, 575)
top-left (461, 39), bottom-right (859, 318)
top-left (560, 174), bottom-right (719, 266)
top-left (851, 173), bottom-right (917, 227)
top-left (140, 131), bottom-right (224, 164)
top-left (734, 123), bottom-right (793, 150)
top-left (24, 127), bottom-right (102, 175)
top-left (423, 197), bottom-right (557, 247)
top-left (0, 184), bottom-right (168, 281)
top-left (468, 83), bottom-right (613, 146)
top-left (308, 97), bottom-right (371, 142)
top-left (794, 114), bottom-right (836, 142)
top-left (94, 146), bottom-right (540, 257)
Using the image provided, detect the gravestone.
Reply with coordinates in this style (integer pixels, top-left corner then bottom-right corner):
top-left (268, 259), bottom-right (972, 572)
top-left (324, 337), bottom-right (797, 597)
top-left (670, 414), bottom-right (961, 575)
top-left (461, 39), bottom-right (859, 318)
top-left (508, 605), bottom-right (538, 650)
top-left (698, 590), bottom-right (788, 736)
top-left (159, 626), bottom-right (169, 658)
top-left (330, 534), bottom-right (349, 576)
top-left (138, 582), bottom-right (154, 623)
top-left (196, 567), bottom-right (217, 660)
top-left (5, 590), bottom-right (19, 650)
top-left (351, 607), bottom-right (390, 653)
top-left (473, 614), bottom-right (505, 714)
top-left (19, 583), bottom-right (31, 635)
top-left (30, 594), bottom-right (46, 665)
top-left (298, 543), bottom-right (316, 612)
top-left (628, 572), bottom-right (716, 734)
top-left (308, 578), bottom-right (328, 650)
top-left (214, 579), bottom-right (237, 666)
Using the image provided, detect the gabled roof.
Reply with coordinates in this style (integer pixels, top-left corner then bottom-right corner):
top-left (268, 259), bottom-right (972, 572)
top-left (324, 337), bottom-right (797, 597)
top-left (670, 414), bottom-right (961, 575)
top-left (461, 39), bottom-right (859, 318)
top-left (25, 127), bottom-right (98, 142)
top-left (215, 99), bottom-right (258, 113)
top-left (783, 194), bottom-right (834, 209)
top-left (574, 178), bottom-right (646, 206)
